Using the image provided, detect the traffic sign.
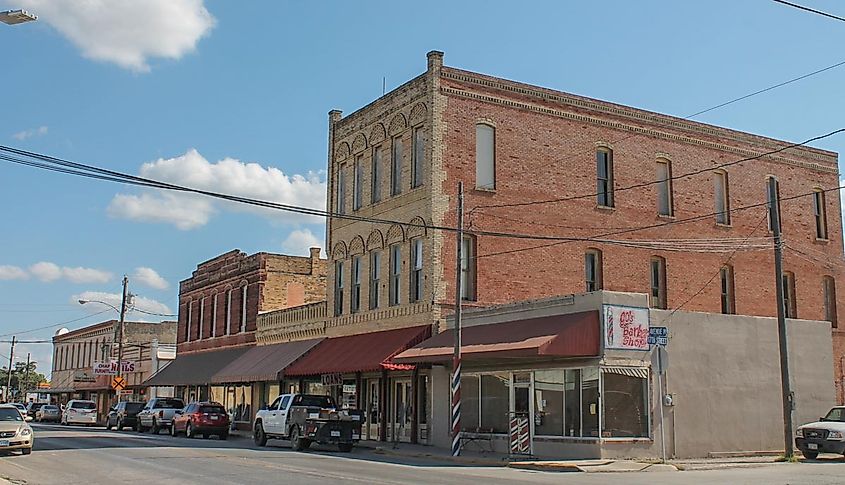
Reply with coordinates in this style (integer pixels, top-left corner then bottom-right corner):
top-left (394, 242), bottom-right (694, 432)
top-left (648, 326), bottom-right (669, 346)
top-left (111, 376), bottom-right (127, 391)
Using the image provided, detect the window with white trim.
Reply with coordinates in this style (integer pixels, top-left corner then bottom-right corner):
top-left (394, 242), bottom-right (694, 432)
top-left (225, 290), bottom-right (232, 335)
top-left (389, 244), bottom-right (401, 306)
top-left (656, 159), bottom-right (673, 216)
top-left (240, 285), bottom-right (248, 332)
top-left (714, 171), bottom-right (730, 224)
top-left (212, 293), bottom-right (218, 337)
top-left (186, 300), bottom-right (192, 342)
top-left (334, 261), bottom-right (345, 316)
top-left (596, 148), bottom-right (614, 207)
top-left (409, 239), bottom-right (423, 303)
top-left (199, 297), bottom-right (205, 339)
top-left (353, 155), bottom-right (363, 211)
top-left (371, 146), bottom-right (382, 203)
top-left (650, 256), bottom-right (667, 309)
top-left (475, 124), bottom-right (495, 189)
top-left (351, 255), bottom-right (361, 313)
top-left (391, 136), bottom-right (403, 196)
top-left (585, 249), bottom-right (603, 292)
top-left (813, 189), bottom-right (828, 239)
top-left (370, 251), bottom-right (381, 310)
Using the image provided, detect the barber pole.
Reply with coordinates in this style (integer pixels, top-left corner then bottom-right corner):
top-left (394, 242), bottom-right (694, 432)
top-left (451, 182), bottom-right (465, 457)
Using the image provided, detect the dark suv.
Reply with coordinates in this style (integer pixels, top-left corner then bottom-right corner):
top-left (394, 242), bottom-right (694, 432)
top-left (106, 401), bottom-right (145, 431)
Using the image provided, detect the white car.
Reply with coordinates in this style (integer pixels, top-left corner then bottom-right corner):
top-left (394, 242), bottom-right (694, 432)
top-left (11, 403), bottom-right (31, 422)
top-left (795, 406), bottom-right (845, 459)
top-left (61, 400), bottom-right (98, 426)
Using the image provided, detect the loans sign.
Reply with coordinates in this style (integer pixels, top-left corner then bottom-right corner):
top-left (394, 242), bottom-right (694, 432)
top-left (603, 305), bottom-right (649, 351)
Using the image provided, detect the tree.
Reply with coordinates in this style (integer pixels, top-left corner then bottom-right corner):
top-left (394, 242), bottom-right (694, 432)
top-left (0, 360), bottom-right (48, 400)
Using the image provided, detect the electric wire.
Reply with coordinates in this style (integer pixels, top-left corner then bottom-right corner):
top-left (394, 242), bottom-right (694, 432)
top-left (773, 0), bottom-right (845, 22)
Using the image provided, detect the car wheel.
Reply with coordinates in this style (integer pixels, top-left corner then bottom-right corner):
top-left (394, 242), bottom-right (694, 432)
top-left (254, 422), bottom-right (268, 447)
top-left (106, 419), bottom-right (113, 431)
top-left (170, 423), bottom-right (178, 437)
top-left (290, 426), bottom-right (308, 451)
top-left (220, 431), bottom-right (228, 441)
top-left (186, 422), bottom-right (194, 439)
top-left (21, 448), bottom-right (32, 455)
top-left (202, 433), bottom-right (209, 439)
top-left (338, 443), bottom-right (353, 452)
top-left (803, 451), bottom-right (819, 460)
top-left (150, 419), bottom-right (159, 434)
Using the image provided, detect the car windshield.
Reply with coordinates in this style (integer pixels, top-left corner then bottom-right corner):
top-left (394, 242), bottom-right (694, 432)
top-left (824, 408), bottom-right (845, 422)
top-left (28, 403), bottom-right (44, 410)
top-left (199, 406), bottom-right (226, 414)
top-left (43, 406), bottom-right (58, 411)
top-left (71, 401), bottom-right (96, 410)
top-left (155, 399), bottom-right (184, 409)
top-left (0, 409), bottom-right (23, 422)
top-left (13, 404), bottom-right (25, 410)
top-left (293, 395), bottom-right (334, 408)
top-left (125, 403), bottom-right (144, 413)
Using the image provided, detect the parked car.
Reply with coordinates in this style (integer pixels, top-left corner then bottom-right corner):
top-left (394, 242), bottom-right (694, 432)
top-left (105, 401), bottom-right (145, 431)
top-left (10, 403), bottom-right (30, 422)
top-left (0, 404), bottom-right (33, 455)
top-left (796, 406), bottom-right (845, 459)
top-left (61, 400), bottom-right (97, 426)
top-left (170, 402), bottom-right (229, 440)
top-left (35, 405), bottom-right (61, 423)
top-left (25, 402), bottom-right (46, 419)
top-left (136, 398), bottom-right (184, 434)
top-left (253, 394), bottom-right (363, 452)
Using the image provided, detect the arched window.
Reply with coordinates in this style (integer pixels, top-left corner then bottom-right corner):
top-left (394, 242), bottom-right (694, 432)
top-left (475, 124), bottom-right (496, 190)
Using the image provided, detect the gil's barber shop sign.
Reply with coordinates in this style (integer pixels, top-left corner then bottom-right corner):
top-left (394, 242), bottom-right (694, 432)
top-left (603, 305), bottom-right (649, 350)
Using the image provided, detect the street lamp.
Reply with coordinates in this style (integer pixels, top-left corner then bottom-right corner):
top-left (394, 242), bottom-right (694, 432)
top-left (0, 9), bottom-right (37, 25)
top-left (78, 276), bottom-right (131, 403)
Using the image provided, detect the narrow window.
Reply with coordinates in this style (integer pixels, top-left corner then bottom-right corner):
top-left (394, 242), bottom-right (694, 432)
top-left (371, 146), bottom-right (382, 203)
top-left (813, 189), bottom-right (828, 240)
top-left (391, 136), bottom-right (403, 196)
top-left (766, 176), bottom-right (781, 232)
top-left (225, 290), bottom-right (232, 335)
top-left (370, 251), bottom-right (381, 310)
top-left (334, 261), bottom-right (345, 316)
top-left (212, 294), bottom-right (218, 338)
top-left (720, 265), bottom-right (735, 314)
top-left (199, 297), bottom-right (205, 339)
top-left (410, 239), bottom-right (424, 303)
top-left (782, 271), bottom-right (797, 319)
top-left (186, 300), bottom-right (192, 342)
top-left (714, 171), bottom-right (730, 224)
top-left (585, 249), bottom-right (603, 292)
top-left (389, 244), bottom-right (401, 306)
top-left (461, 235), bottom-right (477, 301)
top-left (649, 256), bottom-right (667, 309)
top-left (351, 256), bottom-right (362, 313)
top-left (353, 155), bottom-right (363, 211)
top-left (240, 285), bottom-right (248, 332)
top-left (656, 159), bottom-right (673, 216)
top-left (412, 126), bottom-right (425, 188)
top-left (596, 148), bottom-right (614, 207)
top-left (337, 164), bottom-right (347, 215)
top-left (824, 276), bottom-right (838, 327)
top-left (475, 124), bottom-right (496, 189)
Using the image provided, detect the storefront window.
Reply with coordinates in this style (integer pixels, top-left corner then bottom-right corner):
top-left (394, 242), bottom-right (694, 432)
top-left (581, 368), bottom-right (599, 437)
top-left (534, 370), bottom-right (564, 436)
top-left (304, 380), bottom-right (326, 396)
top-left (228, 385), bottom-right (252, 422)
top-left (461, 375), bottom-right (480, 431)
top-left (602, 370), bottom-right (649, 438)
top-left (342, 379), bottom-right (357, 410)
top-left (564, 369), bottom-right (582, 437)
top-left (481, 373), bottom-right (509, 433)
top-left (209, 386), bottom-right (225, 404)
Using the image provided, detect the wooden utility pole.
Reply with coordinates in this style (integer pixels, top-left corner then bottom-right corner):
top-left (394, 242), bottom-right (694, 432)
top-left (5, 336), bottom-right (15, 402)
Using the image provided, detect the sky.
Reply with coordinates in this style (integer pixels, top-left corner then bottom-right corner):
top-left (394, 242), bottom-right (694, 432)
top-left (1, 0), bottom-right (844, 376)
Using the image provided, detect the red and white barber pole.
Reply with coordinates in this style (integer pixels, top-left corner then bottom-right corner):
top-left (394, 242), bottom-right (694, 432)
top-left (451, 182), bottom-right (465, 457)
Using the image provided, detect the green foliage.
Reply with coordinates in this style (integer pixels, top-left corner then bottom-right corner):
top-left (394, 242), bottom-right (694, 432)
top-left (0, 360), bottom-right (48, 399)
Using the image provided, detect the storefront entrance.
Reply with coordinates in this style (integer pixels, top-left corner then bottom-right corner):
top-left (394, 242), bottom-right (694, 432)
top-left (389, 378), bottom-right (412, 443)
top-left (364, 379), bottom-right (380, 440)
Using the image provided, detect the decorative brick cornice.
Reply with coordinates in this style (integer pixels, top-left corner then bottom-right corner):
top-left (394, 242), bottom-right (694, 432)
top-left (441, 85), bottom-right (838, 174)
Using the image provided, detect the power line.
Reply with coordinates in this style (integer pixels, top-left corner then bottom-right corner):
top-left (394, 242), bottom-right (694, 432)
top-left (468, 128), bottom-right (844, 213)
top-left (0, 309), bottom-right (113, 339)
top-left (773, 0), bottom-right (845, 22)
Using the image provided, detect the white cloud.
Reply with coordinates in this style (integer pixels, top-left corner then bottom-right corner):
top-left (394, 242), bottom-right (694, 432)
top-left (29, 261), bottom-right (112, 283)
top-left (281, 229), bottom-right (323, 257)
top-left (133, 267), bottom-right (169, 290)
top-left (11, 126), bottom-right (48, 141)
top-left (16, 0), bottom-right (215, 72)
top-left (108, 149), bottom-right (326, 230)
top-left (0, 265), bottom-right (29, 280)
top-left (73, 291), bottom-right (172, 317)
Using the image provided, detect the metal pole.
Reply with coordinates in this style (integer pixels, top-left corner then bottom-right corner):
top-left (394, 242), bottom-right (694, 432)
top-left (23, 353), bottom-right (31, 401)
top-left (116, 275), bottom-right (129, 404)
top-left (656, 348), bottom-right (667, 463)
top-left (451, 182), bottom-right (464, 457)
top-left (5, 336), bottom-right (14, 402)
top-left (770, 176), bottom-right (794, 458)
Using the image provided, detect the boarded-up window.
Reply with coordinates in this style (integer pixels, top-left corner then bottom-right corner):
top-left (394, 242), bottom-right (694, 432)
top-left (476, 124), bottom-right (495, 189)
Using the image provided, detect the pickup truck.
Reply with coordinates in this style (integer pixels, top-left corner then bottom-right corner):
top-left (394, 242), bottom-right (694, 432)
top-left (253, 394), bottom-right (363, 452)
top-left (135, 397), bottom-right (185, 434)
top-left (796, 405), bottom-right (845, 459)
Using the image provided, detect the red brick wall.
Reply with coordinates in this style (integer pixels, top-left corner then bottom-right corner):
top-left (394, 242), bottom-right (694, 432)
top-left (436, 72), bottom-right (843, 324)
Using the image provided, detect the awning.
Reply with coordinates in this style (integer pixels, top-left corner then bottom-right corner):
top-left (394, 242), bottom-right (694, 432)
top-left (143, 346), bottom-right (251, 386)
top-left (602, 366), bottom-right (649, 379)
top-left (393, 310), bottom-right (600, 363)
top-left (284, 325), bottom-right (431, 376)
top-left (211, 338), bottom-right (324, 384)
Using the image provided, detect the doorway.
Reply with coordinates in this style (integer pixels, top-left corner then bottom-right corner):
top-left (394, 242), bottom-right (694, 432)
top-left (510, 372), bottom-right (533, 455)
top-left (390, 378), bottom-right (412, 443)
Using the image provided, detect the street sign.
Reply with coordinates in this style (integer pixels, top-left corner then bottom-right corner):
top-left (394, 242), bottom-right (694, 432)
top-left (648, 326), bottom-right (669, 346)
top-left (111, 376), bottom-right (127, 391)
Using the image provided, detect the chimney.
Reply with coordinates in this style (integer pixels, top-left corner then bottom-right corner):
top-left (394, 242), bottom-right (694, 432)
top-left (309, 247), bottom-right (321, 261)
top-left (427, 50), bottom-right (444, 73)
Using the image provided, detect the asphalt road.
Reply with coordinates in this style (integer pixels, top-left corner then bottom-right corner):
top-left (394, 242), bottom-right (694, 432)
top-left (1, 424), bottom-right (844, 484)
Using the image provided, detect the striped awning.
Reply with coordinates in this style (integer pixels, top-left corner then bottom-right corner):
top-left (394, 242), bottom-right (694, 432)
top-left (601, 366), bottom-right (649, 379)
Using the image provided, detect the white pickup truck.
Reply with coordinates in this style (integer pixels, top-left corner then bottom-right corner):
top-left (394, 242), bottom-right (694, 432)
top-left (136, 397), bottom-right (185, 434)
top-left (253, 394), bottom-right (363, 452)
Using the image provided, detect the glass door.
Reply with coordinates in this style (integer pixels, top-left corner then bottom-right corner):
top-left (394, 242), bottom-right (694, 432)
top-left (510, 372), bottom-right (533, 454)
top-left (390, 378), bottom-right (413, 442)
top-left (365, 379), bottom-right (380, 440)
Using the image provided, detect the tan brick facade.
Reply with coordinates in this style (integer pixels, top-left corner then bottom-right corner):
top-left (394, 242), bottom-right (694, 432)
top-left (177, 248), bottom-right (327, 353)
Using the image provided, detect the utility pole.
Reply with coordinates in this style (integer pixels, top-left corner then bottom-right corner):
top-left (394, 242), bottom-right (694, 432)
top-left (451, 182), bottom-right (464, 457)
top-left (116, 275), bottom-right (129, 404)
top-left (23, 353), bottom-right (30, 401)
top-left (770, 176), bottom-right (794, 458)
top-left (5, 336), bottom-right (15, 402)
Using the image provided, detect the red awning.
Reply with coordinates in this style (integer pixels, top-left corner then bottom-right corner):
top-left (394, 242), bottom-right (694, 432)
top-left (393, 310), bottom-right (600, 363)
top-left (283, 325), bottom-right (431, 376)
